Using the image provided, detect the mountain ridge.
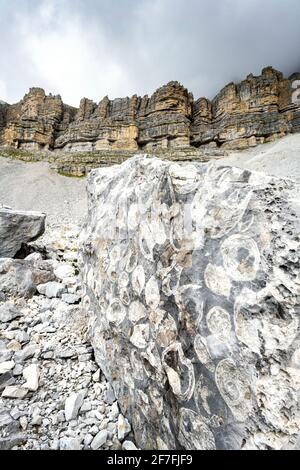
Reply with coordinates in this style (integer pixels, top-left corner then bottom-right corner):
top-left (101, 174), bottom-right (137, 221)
top-left (0, 66), bottom-right (299, 153)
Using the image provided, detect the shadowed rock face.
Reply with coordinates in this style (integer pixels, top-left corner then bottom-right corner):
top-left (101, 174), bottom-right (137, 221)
top-left (80, 156), bottom-right (300, 450)
top-left (0, 67), bottom-right (299, 152)
top-left (0, 208), bottom-right (46, 258)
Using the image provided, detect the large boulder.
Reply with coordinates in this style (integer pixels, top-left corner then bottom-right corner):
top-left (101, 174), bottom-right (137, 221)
top-left (80, 156), bottom-right (300, 450)
top-left (0, 207), bottom-right (46, 258)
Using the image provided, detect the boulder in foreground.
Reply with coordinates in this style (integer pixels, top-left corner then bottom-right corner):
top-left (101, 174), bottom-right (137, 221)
top-left (80, 156), bottom-right (300, 450)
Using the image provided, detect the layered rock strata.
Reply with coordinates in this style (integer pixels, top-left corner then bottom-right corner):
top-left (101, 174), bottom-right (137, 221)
top-left (0, 67), bottom-right (299, 152)
top-left (80, 156), bottom-right (300, 450)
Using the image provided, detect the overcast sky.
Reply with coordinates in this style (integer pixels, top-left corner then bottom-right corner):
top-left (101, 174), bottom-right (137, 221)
top-left (0, 0), bottom-right (299, 106)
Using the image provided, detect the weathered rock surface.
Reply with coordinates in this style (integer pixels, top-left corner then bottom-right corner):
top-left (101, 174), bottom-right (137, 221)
top-left (0, 67), bottom-right (299, 153)
top-left (0, 207), bottom-right (46, 258)
top-left (80, 156), bottom-right (300, 450)
top-left (192, 67), bottom-right (300, 149)
top-left (0, 258), bottom-right (55, 300)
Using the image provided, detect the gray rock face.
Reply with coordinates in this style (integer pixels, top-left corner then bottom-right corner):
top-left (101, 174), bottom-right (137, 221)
top-left (0, 303), bottom-right (22, 323)
top-left (0, 258), bottom-right (55, 300)
top-left (0, 208), bottom-right (46, 258)
top-left (80, 156), bottom-right (300, 450)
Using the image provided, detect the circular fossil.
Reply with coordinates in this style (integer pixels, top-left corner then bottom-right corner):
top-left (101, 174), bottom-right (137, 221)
top-left (204, 263), bottom-right (232, 298)
top-left (178, 408), bottom-right (216, 450)
top-left (215, 358), bottom-right (252, 421)
top-left (162, 342), bottom-right (195, 402)
top-left (106, 299), bottom-right (126, 325)
top-left (221, 234), bottom-right (260, 282)
top-left (206, 306), bottom-right (232, 342)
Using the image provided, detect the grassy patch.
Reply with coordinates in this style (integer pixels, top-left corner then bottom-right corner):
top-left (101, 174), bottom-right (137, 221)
top-left (57, 170), bottom-right (86, 178)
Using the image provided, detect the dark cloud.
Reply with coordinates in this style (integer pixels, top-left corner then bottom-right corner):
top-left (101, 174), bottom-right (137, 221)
top-left (0, 0), bottom-right (299, 106)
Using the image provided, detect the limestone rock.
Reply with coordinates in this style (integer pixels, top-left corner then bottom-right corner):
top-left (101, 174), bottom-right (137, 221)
top-left (91, 429), bottom-right (108, 450)
top-left (0, 208), bottom-right (46, 258)
top-left (2, 386), bottom-right (28, 399)
top-left (0, 303), bottom-right (22, 323)
top-left (192, 67), bottom-right (300, 149)
top-left (0, 258), bottom-right (55, 300)
top-left (22, 364), bottom-right (39, 391)
top-left (80, 156), bottom-right (300, 450)
top-left (37, 281), bottom-right (66, 299)
top-left (117, 414), bottom-right (131, 441)
top-left (64, 391), bottom-right (85, 421)
top-left (59, 437), bottom-right (82, 450)
top-left (1, 67), bottom-right (298, 153)
top-left (0, 361), bottom-right (15, 374)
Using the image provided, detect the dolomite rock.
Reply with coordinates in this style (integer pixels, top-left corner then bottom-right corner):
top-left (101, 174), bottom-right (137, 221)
top-left (0, 208), bottom-right (46, 258)
top-left (80, 156), bottom-right (300, 450)
top-left (192, 67), bottom-right (300, 149)
top-left (1, 67), bottom-right (299, 153)
top-left (22, 364), bottom-right (39, 391)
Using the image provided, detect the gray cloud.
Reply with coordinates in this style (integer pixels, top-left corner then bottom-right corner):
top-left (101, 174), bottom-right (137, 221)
top-left (0, 0), bottom-right (299, 106)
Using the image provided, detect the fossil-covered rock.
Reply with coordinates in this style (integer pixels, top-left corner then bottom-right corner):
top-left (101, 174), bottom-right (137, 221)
top-left (0, 207), bottom-right (46, 258)
top-left (80, 156), bottom-right (300, 450)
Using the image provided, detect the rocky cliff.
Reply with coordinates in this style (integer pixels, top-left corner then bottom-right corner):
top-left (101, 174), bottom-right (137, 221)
top-left (0, 67), bottom-right (299, 152)
top-left (80, 156), bottom-right (300, 450)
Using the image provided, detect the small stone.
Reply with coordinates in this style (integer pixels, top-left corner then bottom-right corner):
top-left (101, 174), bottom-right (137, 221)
top-left (15, 330), bottom-right (30, 344)
top-left (22, 364), bottom-right (39, 391)
top-left (25, 252), bottom-right (43, 262)
top-left (60, 437), bottom-right (82, 450)
top-left (0, 303), bottom-right (22, 323)
top-left (51, 439), bottom-right (60, 450)
top-left (19, 415), bottom-right (28, 430)
top-left (7, 340), bottom-right (21, 351)
top-left (91, 430), bottom-right (108, 450)
top-left (0, 371), bottom-right (15, 390)
top-left (56, 349), bottom-right (76, 359)
top-left (92, 369), bottom-right (100, 383)
top-left (65, 391), bottom-right (85, 421)
top-left (57, 410), bottom-right (65, 423)
top-left (104, 384), bottom-right (116, 404)
top-left (2, 386), bottom-right (28, 399)
top-left (0, 361), bottom-right (15, 374)
top-left (0, 349), bottom-right (12, 362)
top-left (54, 264), bottom-right (75, 280)
top-left (13, 364), bottom-right (23, 376)
top-left (37, 282), bottom-right (66, 299)
top-left (90, 425), bottom-right (99, 435)
top-left (109, 402), bottom-right (119, 421)
top-left (0, 434), bottom-right (27, 450)
top-left (31, 415), bottom-right (42, 426)
top-left (14, 344), bottom-right (38, 363)
top-left (117, 414), bottom-right (131, 441)
top-left (61, 293), bottom-right (80, 304)
top-left (80, 401), bottom-right (92, 413)
top-left (122, 440), bottom-right (138, 450)
top-left (83, 433), bottom-right (93, 447)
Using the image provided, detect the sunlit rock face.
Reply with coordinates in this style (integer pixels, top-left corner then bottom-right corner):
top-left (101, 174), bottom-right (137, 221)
top-left (80, 156), bottom-right (300, 450)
